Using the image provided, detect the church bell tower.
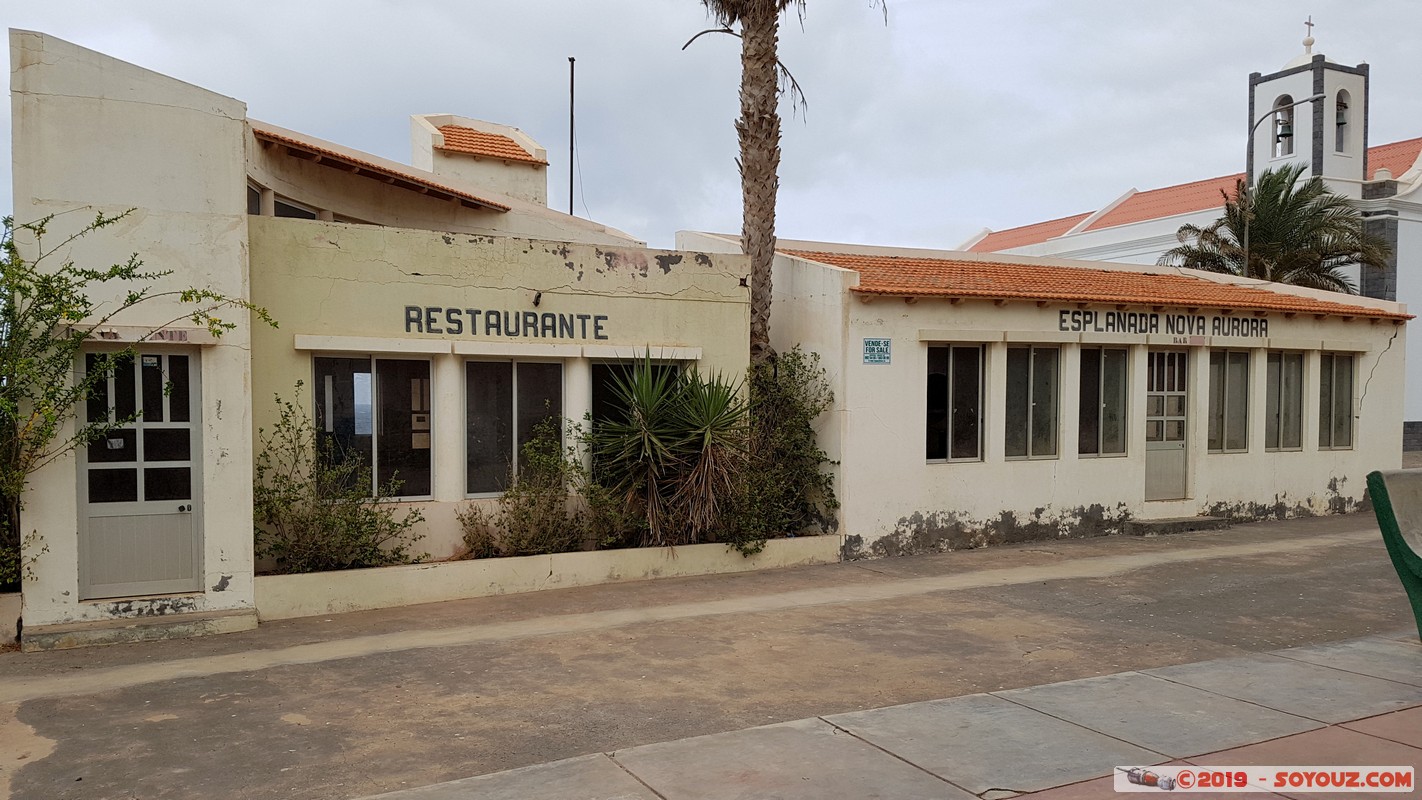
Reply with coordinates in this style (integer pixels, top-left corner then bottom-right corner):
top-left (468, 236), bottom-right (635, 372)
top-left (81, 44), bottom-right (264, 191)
top-left (1247, 25), bottom-right (1369, 197)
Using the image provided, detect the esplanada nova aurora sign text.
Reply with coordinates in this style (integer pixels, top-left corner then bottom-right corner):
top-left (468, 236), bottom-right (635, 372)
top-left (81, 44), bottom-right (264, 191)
top-left (1058, 309), bottom-right (1269, 339)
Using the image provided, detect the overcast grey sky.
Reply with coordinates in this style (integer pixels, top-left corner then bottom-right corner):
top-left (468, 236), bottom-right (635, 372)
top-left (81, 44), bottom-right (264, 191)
top-left (7, 1), bottom-right (1422, 250)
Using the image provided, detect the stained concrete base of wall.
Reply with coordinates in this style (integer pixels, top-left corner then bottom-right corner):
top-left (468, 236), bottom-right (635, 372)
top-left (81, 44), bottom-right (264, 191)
top-left (0, 592), bottom-right (19, 643)
top-left (256, 535), bottom-right (843, 621)
top-left (21, 607), bottom-right (258, 652)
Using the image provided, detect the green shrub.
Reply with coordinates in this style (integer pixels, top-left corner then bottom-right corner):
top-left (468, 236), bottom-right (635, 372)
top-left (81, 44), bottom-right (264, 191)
top-left (254, 385), bottom-right (425, 574)
top-left (458, 419), bottom-right (581, 558)
top-left (725, 347), bottom-right (839, 554)
top-left (458, 418), bottom-right (638, 557)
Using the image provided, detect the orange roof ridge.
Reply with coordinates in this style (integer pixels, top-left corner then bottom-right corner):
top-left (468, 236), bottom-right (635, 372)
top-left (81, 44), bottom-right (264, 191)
top-left (437, 125), bottom-right (548, 166)
top-left (781, 249), bottom-right (1409, 321)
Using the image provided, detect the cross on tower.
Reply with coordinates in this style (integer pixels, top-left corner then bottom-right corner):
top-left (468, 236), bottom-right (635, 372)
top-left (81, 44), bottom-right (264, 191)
top-left (1304, 16), bottom-right (1314, 36)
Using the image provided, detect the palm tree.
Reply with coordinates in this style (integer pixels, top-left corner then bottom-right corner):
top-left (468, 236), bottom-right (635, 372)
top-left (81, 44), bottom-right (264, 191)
top-left (1159, 163), bottom-right (1389, 294)
top-left (693, 0), bottom-right (795, 364)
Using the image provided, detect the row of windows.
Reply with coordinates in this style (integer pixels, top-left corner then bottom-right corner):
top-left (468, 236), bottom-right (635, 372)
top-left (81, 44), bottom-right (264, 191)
top-left (925, 346), bottom-right (1354, 462)
top-left (313, 356), bottom-right (646, 499)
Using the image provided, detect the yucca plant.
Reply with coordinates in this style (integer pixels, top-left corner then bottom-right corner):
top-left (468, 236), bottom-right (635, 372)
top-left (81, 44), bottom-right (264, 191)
top-left (672, 370), bottom-right (749, 541)
top-left (590, 355), bottom-right (749, 546)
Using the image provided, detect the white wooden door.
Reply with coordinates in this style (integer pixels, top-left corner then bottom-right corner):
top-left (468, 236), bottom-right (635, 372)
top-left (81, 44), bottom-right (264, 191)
top-left (79, 350), bottom-right (202, 599)
top-left (1144, 350), bottom-right (1188, 501)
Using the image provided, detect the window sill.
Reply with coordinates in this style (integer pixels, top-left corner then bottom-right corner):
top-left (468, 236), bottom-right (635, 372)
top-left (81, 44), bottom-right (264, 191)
top-left (1077, 452), bottom-right (1129, 459)
top-left (925, 458), bottom-right (984, 465)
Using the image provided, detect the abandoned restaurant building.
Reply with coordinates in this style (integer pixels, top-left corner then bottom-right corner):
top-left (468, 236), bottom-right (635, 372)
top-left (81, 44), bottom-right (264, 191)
top-left (5, 29), bottom-right (1411, 648)
top-left (9, 30), bottom-right (748, 647)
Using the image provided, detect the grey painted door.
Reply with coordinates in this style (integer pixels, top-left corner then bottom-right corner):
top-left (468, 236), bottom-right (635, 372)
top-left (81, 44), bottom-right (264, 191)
top-left (79, 350), bottom-right (202, 599)
top-left (1144, 350), bottom-right (1188, 502)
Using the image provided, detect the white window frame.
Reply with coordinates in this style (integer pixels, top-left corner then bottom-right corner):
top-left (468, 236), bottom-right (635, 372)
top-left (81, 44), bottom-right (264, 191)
top-left (1319, 352), bottom-right (1355, 451)
top-left (1078, 347), bottom-right (1129, 458)
top-left (464, 357), bottom-right (566, 498)
top-left (313, 353), bottom-right (434, 501)
top-left (926, 344), bottom-right (985, 463)
top-left (1004, 345), bottom-right (1060, 461)
top-left (1264, 350), bottom-right (1304, 452)
top-left (1208, 349), bottom-right (1251, 454)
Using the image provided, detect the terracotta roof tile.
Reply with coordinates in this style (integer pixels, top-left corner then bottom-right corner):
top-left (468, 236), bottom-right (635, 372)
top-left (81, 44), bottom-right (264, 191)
top-left (252, 126), bottom-right (510, 212)
top-left (976, 138), bottom-right (1422, 249)
top-left (437, 125), bottom-right (547, 166)
top-left (1368, 136), bottom-right (1422, 180)
top-left (968, 212), bottom-right (1091, 253)
top-left (1084, 173), bottom-right (1240, 231)
top-left (781, 249), bottom-right (1409, 320)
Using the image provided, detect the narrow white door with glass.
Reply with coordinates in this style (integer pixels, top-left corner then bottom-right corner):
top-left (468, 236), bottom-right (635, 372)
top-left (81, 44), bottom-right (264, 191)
top-left (1144, 350), bottom-right (1188, 501)
top-left (79, 350), bottom-right (202, 599)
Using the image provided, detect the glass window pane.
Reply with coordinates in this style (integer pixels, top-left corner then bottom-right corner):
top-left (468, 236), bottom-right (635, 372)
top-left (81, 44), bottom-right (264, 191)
top-left (467, 362), bottom-right (513, 493)
top-left (114, 353), bottom-right (136, 421)
top-left (168, 355), bottom-right (190, 422)
top-left (516, 363), bottom-right (563, 473)
top-left (314, 357), bottom-right (374, 481)
top-left (1208, 352), bottom-right (1225, 451)
top-left (1147, 420), bottom-right (1164, 442)
top-left (927, 347), bottom-right (949, 460)
top-left (1147, 395), bottom-right (1165, 418)
top-left (1281, 353), bottom-right (1303, 449)
top-left (1319, 354), bottom-right (1334, 448)
top-left (1265, 352), bottom-right (1281, 449)
top-left (1166, 396), bottom-right (1186, 417)
top-left (274, 199), bottom-right (317, 219)
top-left (1004, 347), bottom-right (1030, 458)
top-left (950, 346), bottom-right (981, 460)
top-left (376, 359), bottom-right (432, 497)
top-left (89, 468), bottom-right (138, 503)
top-left (1333, 356), bottom-right (1353, 448)
top-left (247, 185), bottom-right (262, 216)
top-left (1078, 349), bottom-right (1101, 455)
top-left (144, 428), bottom-right (191, 462)
top-left (86, 353), bottom-right (110, 423)
top-left (143, 467), bottom-right (191, 501)
top-left (1031, 348), bottom-right (1058, 457)
top-left (87, 429), bottom-right (137, 463)
top-left (141, 354), bottom-right (165, 422)
top-left (1101, 349), bottom-right (1127, 455)
top-left (1166, 420), bottom-right (1185, 441)
top-left (1225, 352), bottom-right (1249, 451)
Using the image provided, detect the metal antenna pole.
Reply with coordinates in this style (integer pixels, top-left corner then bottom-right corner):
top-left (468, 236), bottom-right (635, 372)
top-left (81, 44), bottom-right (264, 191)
top-left (563, 56), bottom-right (568, 215)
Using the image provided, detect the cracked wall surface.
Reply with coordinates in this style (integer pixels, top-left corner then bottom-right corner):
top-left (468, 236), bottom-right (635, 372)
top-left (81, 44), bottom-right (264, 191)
top-left (248, 219), bottom-right (750, 558)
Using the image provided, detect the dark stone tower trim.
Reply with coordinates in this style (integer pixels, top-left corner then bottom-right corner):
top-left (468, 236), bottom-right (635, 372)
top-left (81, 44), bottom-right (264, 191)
top-left (1312, 55), bottom-right (1326, 176)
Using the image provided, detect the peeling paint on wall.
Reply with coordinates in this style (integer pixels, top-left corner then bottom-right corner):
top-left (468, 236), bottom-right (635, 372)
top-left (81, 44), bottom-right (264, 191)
top-left (1204, 478), bottom-right (1364, 521)
top-left (845, 503), bottom-right (1132, 559)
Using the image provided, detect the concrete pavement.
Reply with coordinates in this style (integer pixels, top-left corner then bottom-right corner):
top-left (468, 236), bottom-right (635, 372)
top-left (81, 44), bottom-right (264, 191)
top-left (356, 631), bottom-right (1422, 799)
top-left (1, 512), bottom-right (1419, 799)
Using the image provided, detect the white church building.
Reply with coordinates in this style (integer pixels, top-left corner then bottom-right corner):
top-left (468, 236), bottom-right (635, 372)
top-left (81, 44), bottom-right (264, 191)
top-left (961, 35), bottom-right (1422, 446)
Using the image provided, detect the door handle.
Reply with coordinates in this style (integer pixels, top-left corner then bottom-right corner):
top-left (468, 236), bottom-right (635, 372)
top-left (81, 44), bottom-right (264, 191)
top-left (177, 504), bottom-right (191, 512)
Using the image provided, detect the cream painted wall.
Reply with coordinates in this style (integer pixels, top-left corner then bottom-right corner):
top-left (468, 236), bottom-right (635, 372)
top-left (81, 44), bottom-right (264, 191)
top-left (250, 218), bottom-right (749, 557)
top-left (411, 114), bottom-right (549, 206)
top-left (11, 30), bottom-right (257, 627)
top-left (764, 252), bottom-right (1405, 555)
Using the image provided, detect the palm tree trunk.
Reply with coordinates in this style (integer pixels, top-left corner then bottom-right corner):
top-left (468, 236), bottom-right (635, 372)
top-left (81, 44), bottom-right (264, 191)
top-left (738, 0), bottom-right (781, 365)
